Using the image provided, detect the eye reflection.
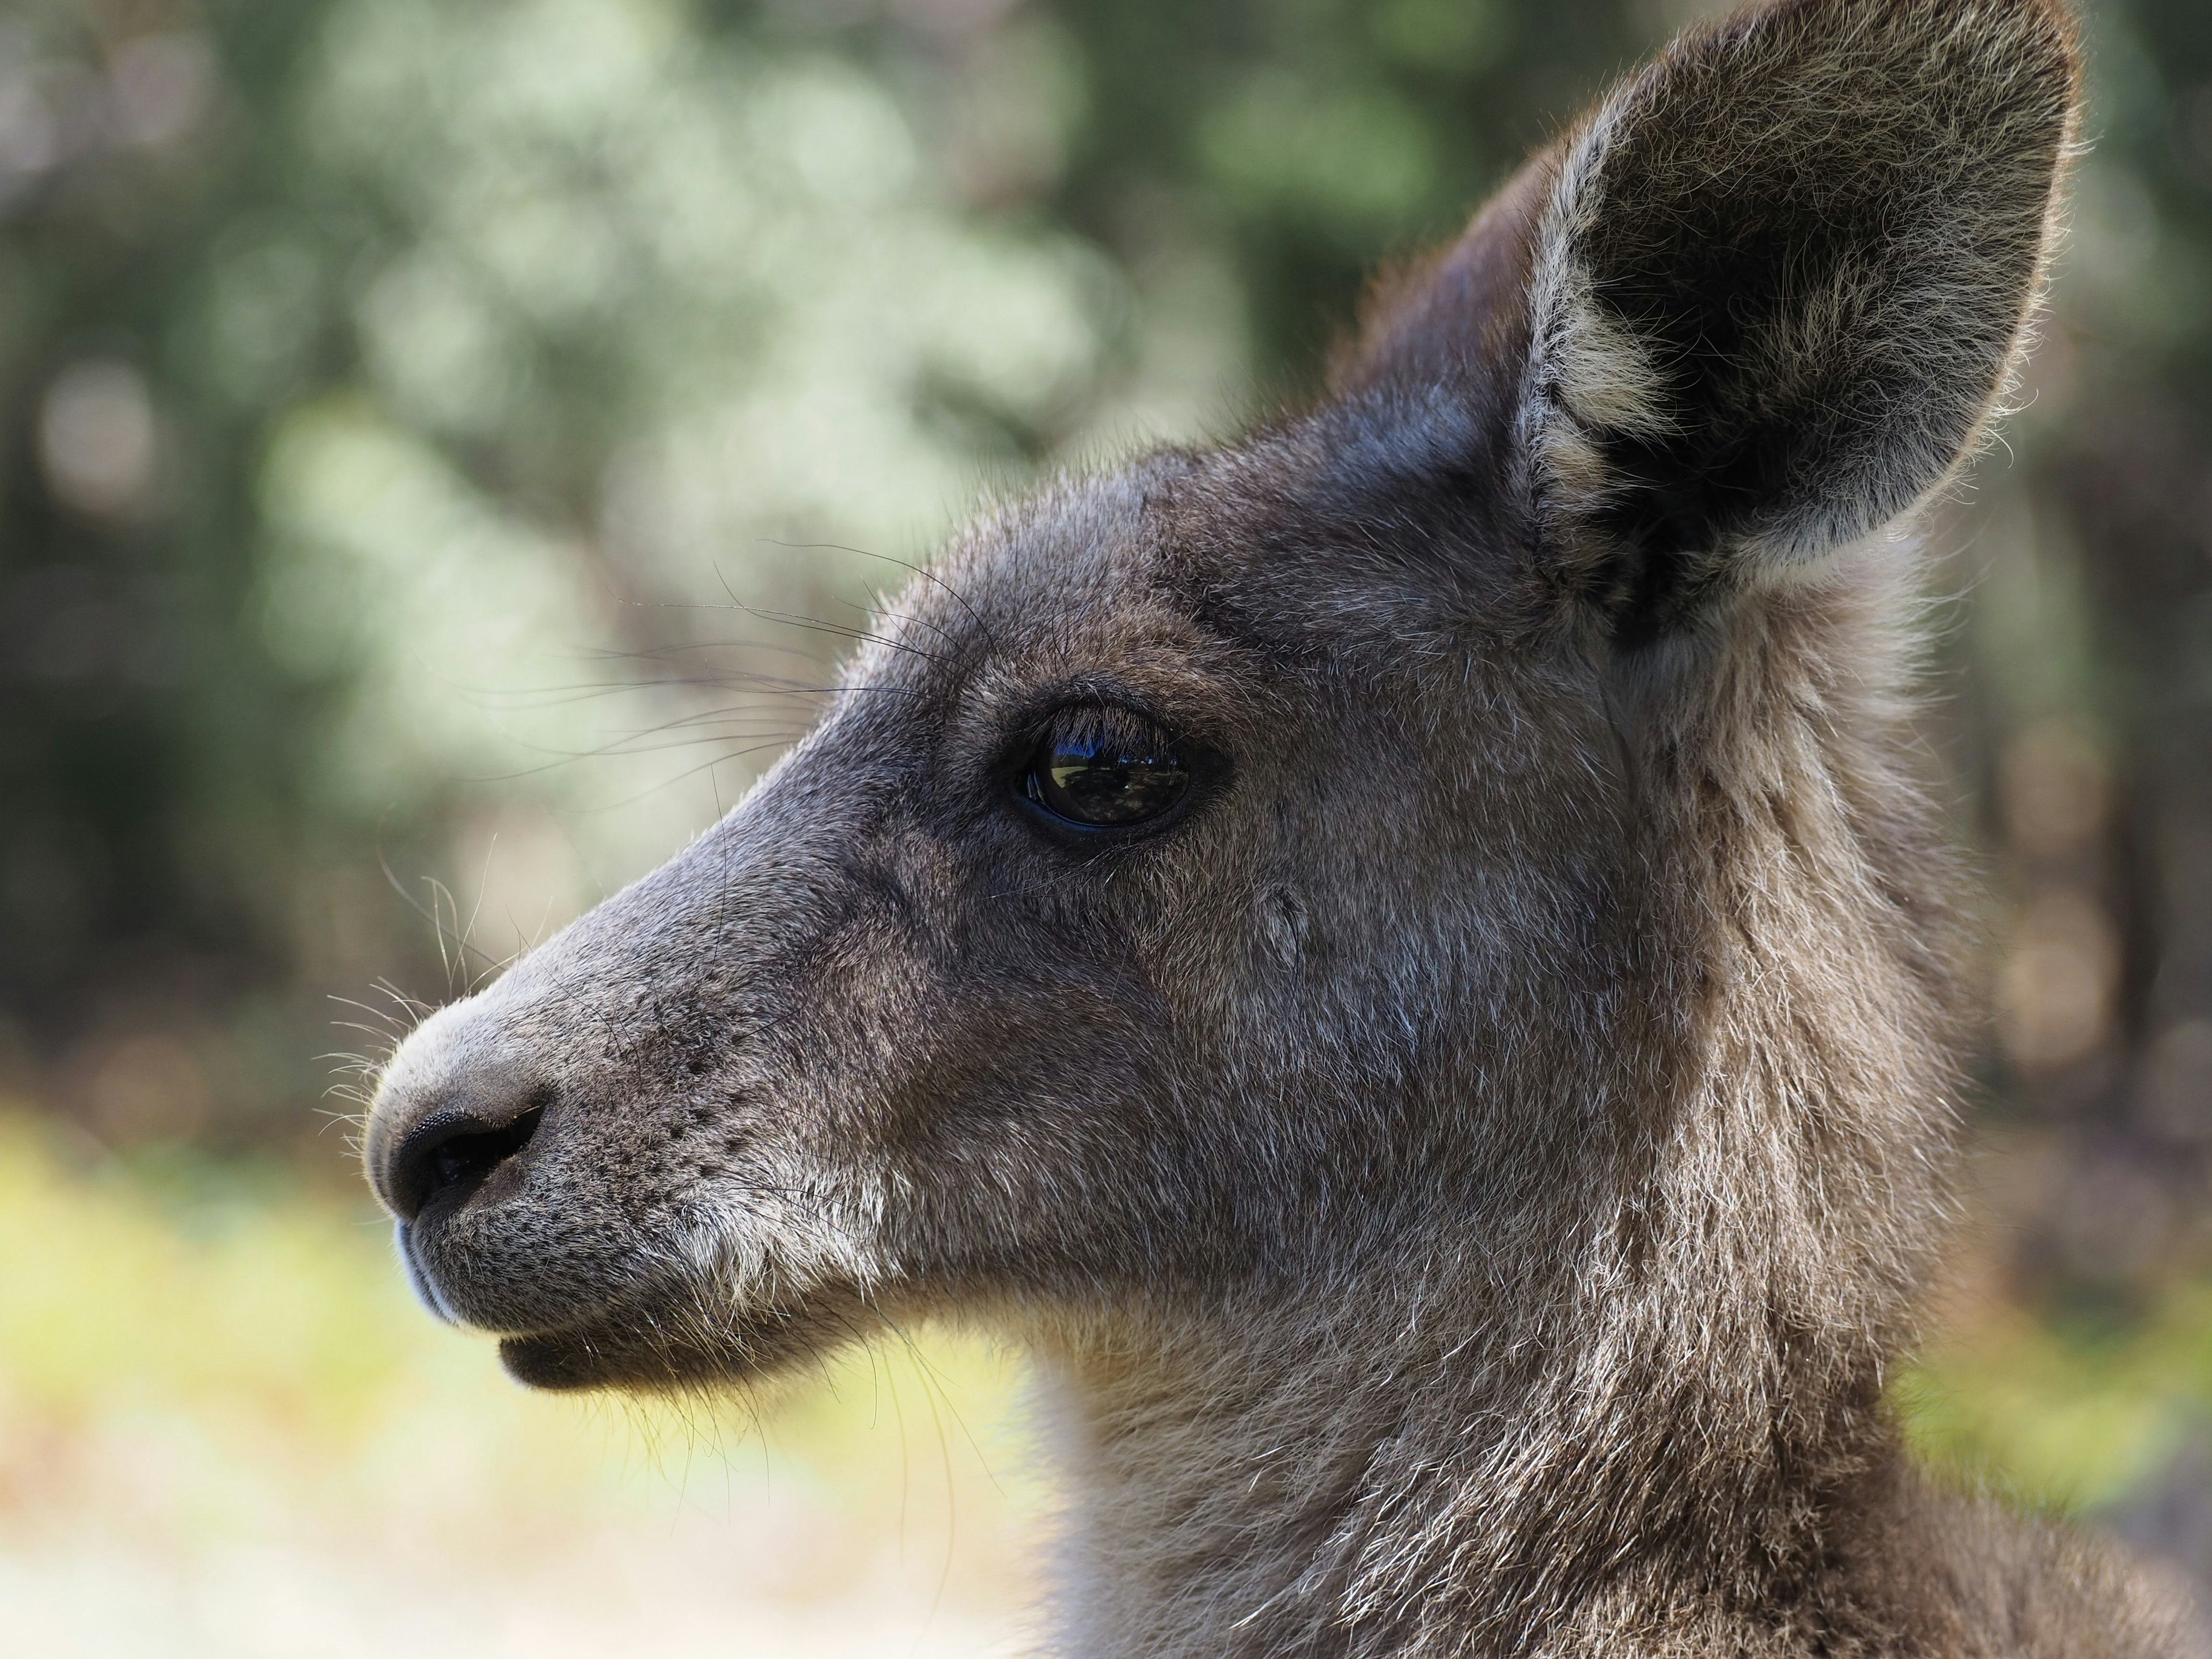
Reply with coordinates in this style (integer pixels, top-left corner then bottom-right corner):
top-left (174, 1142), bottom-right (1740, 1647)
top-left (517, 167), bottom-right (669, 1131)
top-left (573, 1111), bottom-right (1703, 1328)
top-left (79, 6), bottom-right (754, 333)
top-left (1023, 710), bottom-right (1191, 828)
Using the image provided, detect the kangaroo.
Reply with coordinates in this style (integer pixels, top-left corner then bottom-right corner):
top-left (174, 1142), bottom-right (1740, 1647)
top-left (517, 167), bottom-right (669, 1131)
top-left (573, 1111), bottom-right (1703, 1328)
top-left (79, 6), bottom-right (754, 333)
top-left (362, 1), bottom-right (2204, 1652)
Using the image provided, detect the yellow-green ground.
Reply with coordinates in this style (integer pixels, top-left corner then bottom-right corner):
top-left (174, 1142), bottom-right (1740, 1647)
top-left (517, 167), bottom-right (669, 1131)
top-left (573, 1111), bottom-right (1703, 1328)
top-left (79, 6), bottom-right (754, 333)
top-left (0, 1112), bottom-right (2199, 1654)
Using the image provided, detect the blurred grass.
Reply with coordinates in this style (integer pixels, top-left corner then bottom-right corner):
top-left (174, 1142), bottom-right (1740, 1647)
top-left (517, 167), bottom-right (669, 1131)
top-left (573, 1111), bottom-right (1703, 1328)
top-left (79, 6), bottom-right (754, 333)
top-left (1, 1105), bottom-right (2206, 1653)
top-left (1905, 1286), bottom-right (2212, 1514)
top-left (0, 1110), bottom-right (1044, 1657)
top-left (1897, 1136), bottom-right (2212, 1521)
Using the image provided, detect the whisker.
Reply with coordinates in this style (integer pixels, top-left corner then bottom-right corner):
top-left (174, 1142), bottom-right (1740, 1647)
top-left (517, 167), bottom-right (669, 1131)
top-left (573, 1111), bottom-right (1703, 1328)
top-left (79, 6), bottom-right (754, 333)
top-left (766, 539), bottom-right (1001, 657)
top-left (714, 565), bottom-right (946, 667)
top-left (556, 744), bottom-right (798, 815)
top-left (453, 704), bottom-right (815, 782)
top-left (377, 817), bottom-right (506, 980)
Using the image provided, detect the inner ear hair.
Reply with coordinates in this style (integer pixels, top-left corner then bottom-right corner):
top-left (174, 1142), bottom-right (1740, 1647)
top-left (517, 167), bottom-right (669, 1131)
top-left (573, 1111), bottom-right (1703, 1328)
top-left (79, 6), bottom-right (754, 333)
top-left (1514, 0), bottom-right (2080, 642)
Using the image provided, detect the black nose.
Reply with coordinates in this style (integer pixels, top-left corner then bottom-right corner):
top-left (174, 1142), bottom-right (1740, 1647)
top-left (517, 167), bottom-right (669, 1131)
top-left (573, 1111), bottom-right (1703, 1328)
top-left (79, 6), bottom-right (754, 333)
top-left (387, 1096), bottom-right (548, 1222)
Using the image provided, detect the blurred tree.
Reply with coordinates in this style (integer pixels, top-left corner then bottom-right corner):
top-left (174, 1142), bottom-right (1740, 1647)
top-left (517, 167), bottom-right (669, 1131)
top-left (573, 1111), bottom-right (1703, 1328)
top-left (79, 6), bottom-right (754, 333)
top-left (2003, 0), bottom-right (2212, 1313)
top-left (0, 2), bottom-right (344, 1137)
top-left (0, 0), bottom-right (1128, 1146)
top-left (1039, 0), bottom-right (1647, 387)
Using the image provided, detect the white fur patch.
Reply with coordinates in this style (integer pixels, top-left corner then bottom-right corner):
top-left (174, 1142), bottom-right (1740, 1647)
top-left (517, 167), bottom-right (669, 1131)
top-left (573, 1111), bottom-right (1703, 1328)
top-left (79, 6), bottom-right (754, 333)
top-left (1514, 94), bottom-right (1674, 540)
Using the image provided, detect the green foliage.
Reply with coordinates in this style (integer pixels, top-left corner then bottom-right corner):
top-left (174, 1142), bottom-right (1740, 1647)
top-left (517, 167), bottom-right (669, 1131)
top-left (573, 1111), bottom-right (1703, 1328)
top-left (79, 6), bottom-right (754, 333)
top-left (1906, 1296), bottom-right (2212, 1513)
top-left (1, 0), bottom-right (1143, 1131)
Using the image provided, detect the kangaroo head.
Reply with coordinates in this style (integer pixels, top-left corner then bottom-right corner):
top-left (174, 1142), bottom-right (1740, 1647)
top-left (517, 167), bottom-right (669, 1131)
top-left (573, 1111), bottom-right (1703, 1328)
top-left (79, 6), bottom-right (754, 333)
top-left (367, 0), bottom-right (2073, 1487)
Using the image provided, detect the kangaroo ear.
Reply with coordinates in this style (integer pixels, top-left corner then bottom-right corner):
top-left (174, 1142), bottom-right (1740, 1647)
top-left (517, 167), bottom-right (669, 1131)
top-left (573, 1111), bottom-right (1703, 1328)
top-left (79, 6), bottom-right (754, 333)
top-left (1338, 0), bottom-right (2080, 640)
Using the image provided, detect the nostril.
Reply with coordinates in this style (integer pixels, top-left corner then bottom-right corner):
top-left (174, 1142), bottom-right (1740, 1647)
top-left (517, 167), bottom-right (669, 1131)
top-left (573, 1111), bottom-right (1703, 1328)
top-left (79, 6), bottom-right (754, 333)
top-left (429, 1112), bottom-right (542, 1194)
top-left (391, 1100), bottom-right (547, 1222)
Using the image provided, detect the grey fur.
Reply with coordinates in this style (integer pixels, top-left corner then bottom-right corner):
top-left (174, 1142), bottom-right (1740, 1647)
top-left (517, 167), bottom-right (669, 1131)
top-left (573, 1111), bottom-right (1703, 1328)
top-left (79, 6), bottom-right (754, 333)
top-left (364, 1), bottom-right (2205, 1653)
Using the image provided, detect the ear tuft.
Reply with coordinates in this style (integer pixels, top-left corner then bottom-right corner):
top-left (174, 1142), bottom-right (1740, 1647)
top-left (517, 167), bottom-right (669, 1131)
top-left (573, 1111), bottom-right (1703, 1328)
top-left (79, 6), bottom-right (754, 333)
top-left (1515, 0), bottom-right (2080, 632)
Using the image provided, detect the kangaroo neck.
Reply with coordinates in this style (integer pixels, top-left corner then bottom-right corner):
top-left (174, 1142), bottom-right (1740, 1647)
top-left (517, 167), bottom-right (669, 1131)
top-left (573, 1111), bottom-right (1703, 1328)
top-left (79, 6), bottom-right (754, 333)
top-left (1026, 1233), bottom-right (1902, 1658)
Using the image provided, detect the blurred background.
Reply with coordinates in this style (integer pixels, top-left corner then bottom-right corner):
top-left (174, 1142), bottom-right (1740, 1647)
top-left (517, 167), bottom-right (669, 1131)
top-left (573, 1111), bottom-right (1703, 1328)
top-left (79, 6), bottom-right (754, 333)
top-left (1, 0), bottom-right (2209, 1650)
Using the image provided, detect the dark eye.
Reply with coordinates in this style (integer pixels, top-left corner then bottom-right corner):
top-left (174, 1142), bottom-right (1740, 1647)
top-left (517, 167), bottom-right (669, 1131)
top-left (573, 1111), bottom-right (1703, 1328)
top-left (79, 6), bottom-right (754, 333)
top-left (1022, 709), bottom-right (1192, 829)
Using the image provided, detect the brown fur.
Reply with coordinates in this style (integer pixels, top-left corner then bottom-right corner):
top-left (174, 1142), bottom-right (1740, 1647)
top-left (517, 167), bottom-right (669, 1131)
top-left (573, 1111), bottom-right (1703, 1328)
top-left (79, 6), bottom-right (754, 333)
top-left (363, 2), bottom-right (2205, 1653)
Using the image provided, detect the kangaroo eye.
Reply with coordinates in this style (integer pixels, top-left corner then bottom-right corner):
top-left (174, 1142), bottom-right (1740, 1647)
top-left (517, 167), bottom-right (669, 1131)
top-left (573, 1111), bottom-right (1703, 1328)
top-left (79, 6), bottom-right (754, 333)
top-left (1022, 710), bottom-right (1191, 829)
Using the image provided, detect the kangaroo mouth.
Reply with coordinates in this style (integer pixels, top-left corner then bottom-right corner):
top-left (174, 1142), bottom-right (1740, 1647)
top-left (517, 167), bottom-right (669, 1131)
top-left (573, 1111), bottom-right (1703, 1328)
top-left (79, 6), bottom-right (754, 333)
top-left (395, 1217), bottom-right (856, 1392)
top-left (393, 1168), bottom-right (882, 1393)
top-left (495, 1288), bottom-right (874, 1393)
top-left (497, 1321), bottom-right (748, 1392)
